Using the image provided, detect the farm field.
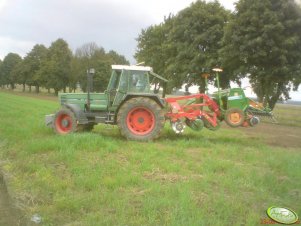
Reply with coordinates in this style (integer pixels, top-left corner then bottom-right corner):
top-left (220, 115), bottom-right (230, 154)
top-left (0, 91), bottom-right (300, 226)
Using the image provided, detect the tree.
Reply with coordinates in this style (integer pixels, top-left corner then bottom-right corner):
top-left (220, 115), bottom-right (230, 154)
top-left (170, 0), bottom-right (230, 92)
top-left (39, 39), bottom-right (72, 95)
top-left (10, 60), bottom-right (26, 91)
top-left (222, 0), bottom-right (301, 109)
top-left (23, 44), bottom-right (48, 93)
top-left (135, 1), bottom-right (230, 93)
top-left (135, 16), bottom-right (177, 92)
top-left (73, 43), bottom-right (107, 92)
top-left (0, 53), bottom-right (22, 89)
top-left (72, 42), bottom-right (129, 92)
top-left (107, 50), bottom-right (128, 65)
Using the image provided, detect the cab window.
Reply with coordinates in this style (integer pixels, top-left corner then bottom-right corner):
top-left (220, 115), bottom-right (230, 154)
top-left (129, 71), bottom-right (150, 92)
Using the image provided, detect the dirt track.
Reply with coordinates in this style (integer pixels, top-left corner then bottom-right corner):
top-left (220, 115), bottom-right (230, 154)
top-left (0, 174), bottom-right (23, 226)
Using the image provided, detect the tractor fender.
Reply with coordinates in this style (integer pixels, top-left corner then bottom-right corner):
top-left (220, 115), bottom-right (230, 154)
top-left (123, 94), bottom-right (165, 108)
top-left (64, 103), bottom-right (88, 124)
top-left (114, 94), bottom-right (165, 123)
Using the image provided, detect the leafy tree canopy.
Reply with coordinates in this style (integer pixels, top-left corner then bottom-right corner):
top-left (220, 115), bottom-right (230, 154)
top-left (39, 38), bottom-right (72, 94)
top-left (18, 44), bottom-right (48, 92)
top-left (136, 0), bottom-right (230, 93)
top-left (222, 0), bottom-right (301, 109)
top-left (0, 53), bottom-right (22, 89)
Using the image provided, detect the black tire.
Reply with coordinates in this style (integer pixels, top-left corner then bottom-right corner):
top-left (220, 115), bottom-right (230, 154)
top-left (117, 97), bottom-right (165, 141)
top-left (53, 108), bottom-right (77, 134)
top-left (224, 108), bottom-right (245, 127)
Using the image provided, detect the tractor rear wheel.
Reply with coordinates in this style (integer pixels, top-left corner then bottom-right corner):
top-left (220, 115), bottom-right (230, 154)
top-left (53, 108), bottom-right (77, 134)
top-left (117, 97), bottom-right (165, 141)
top-left (224, 108), bottom-right (245, 127)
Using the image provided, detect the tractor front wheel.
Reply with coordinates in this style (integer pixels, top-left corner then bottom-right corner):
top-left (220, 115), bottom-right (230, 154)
top-left (224, 108), bottom-right (245, 127)
top-left (117, 97), bottom-right (165, 141)
top-left (53, 108), bottom-right (77, 134)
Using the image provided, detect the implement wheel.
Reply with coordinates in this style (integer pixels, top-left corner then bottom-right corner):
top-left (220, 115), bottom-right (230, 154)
top-left (53, 108), bottom-right (77, 134)
top-left (117, 97), bottom-right (165, 141)
top-left (225, 108), bottom-right (244, 127)
top-left (203, 118), bottom-right (221, 131)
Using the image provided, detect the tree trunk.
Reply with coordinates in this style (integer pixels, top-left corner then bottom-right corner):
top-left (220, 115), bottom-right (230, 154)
top-left (54, 89), bottom-right (59, 96)
top-left (198, 80), bottom-right (206, 93)
top-left (22, 83), bottom-right (25, 92)
top-left (29, 85), bottom-right (32, 92)
top-left (263, 95), bottom-right (269, 108)
top-left (267, 82), bottom-right (284, 110)
top-left (48, 88), bottom-right (50, 93)
top-left (268, 97), bottom-right (278, 110)
top-left (63, 87), bottom-right (66, 93)
top-left (10, 83), bottom-right (15, 90)
top-left (35, 85), bottom-right (39, 93)
top-left (220, 75), bottom-right (230, 89)
top-left (165, 85), bottom-right (173, 95)
top-left (69, 87), bottom-right (72, 93)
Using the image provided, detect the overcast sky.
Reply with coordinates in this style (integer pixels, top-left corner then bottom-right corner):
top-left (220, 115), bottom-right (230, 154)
top-left (0, 0), bottom-right (300, 100)
top-left (0, 0), bottom-right (236, 62)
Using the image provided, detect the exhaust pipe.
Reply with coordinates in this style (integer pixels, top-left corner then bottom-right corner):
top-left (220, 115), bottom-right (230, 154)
top-left (86, 68), bottom-right (95, 111)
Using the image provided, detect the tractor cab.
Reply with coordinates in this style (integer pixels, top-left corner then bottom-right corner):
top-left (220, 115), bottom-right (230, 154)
top-left (107, 65), bottom-right (168, 109)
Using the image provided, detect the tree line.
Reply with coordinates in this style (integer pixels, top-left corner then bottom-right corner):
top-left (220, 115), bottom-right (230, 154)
top-left (0, 39), bottom-right (128, 95)
top-left (135, 0), bottom-right (301, 109)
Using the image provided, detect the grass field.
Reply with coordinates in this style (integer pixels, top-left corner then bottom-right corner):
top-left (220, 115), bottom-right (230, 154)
top-left (0, 91), bottom-right (300, 226)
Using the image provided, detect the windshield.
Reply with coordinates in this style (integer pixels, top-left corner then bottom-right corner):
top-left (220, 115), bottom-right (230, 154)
top-left (128, 70), bottom-right (150, 92)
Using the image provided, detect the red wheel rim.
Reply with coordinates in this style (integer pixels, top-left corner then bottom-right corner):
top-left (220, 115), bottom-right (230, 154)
top-left (55, 114), bottom-right (73, 134)
top-left (126, 107), bottom-right (155, 135)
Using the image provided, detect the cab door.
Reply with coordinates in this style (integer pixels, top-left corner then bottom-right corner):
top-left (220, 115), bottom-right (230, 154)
top-left (107, 69), bottom-right (128, 109)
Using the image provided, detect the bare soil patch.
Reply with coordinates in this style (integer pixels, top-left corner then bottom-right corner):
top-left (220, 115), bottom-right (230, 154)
top-left (236, 123), bottom-right (301, 149)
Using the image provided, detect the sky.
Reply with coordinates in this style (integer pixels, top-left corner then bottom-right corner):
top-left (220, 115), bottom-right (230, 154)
top-left (0, 0), bottom-right (300, 100)
top-left (0, 0), bottom-right (235, 61)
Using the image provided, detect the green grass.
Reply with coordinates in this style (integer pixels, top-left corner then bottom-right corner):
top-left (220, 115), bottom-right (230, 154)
top-left (0, 92), bottom-right (300, 226)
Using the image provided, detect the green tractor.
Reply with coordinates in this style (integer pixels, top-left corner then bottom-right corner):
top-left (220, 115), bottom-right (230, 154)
top-left (46, 65), bottom-right (168, 141)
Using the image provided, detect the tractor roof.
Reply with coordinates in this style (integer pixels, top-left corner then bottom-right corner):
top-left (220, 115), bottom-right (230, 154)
top-left (112, 65), bottom-right (152, 72)
top-left (111, 65), bottom-right (168, 82)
